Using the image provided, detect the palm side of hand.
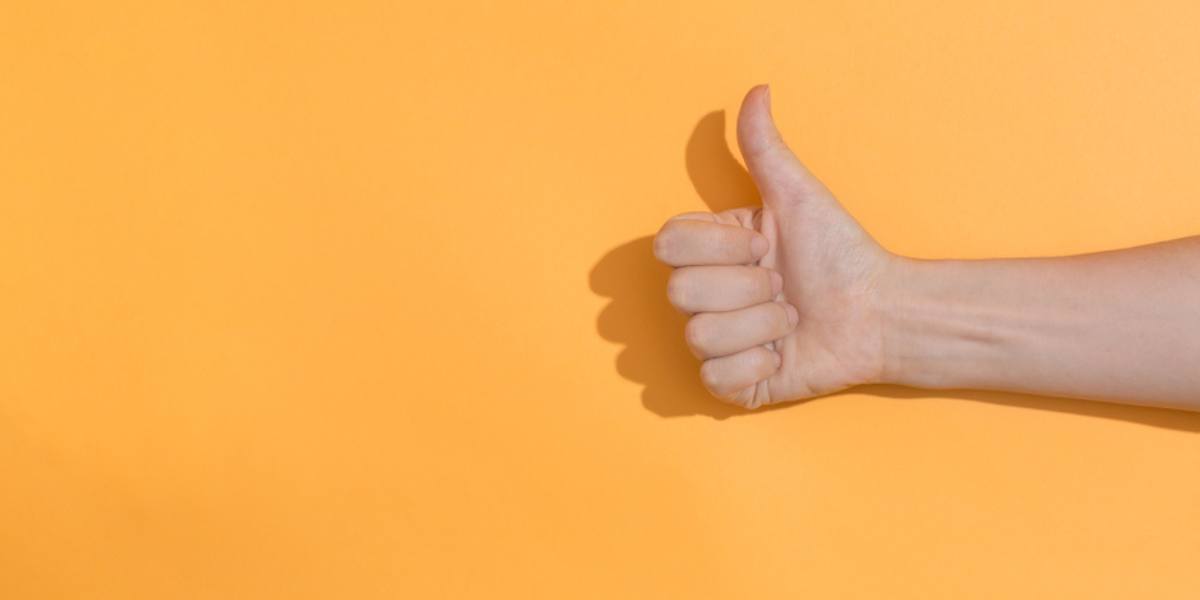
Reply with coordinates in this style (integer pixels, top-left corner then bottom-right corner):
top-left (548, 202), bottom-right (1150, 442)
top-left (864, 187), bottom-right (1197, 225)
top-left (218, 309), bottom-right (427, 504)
top-left (654, 85), bottom-right (895, 408)
top-left (759, 182), bottom-right (894, 403)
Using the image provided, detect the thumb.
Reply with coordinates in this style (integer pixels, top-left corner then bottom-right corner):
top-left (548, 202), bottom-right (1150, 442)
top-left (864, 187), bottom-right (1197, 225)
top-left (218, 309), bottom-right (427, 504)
top-left (736, 84), bottom-right (822, 204)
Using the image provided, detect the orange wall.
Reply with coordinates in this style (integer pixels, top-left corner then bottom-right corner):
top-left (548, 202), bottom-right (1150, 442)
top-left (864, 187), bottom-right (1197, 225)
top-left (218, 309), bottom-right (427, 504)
top-left (2, 1), bottom-right (1199, 598)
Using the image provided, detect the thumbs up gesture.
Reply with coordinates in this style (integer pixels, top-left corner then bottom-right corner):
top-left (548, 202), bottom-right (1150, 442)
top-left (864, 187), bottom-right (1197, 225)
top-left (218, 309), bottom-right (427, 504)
top-left (654, 85), bottom-right (899, 408)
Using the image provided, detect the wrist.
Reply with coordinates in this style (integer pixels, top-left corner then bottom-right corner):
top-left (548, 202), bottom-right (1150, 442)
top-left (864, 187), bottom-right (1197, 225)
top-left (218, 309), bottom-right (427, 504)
top-left (871, 256), bottom-right (1012, 390)
top-left (871, 255), bottom-right (921, 387)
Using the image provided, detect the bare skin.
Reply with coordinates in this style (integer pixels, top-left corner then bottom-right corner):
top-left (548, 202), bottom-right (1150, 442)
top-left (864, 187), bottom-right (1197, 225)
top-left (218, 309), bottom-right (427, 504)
top-left (654, 85), bottom-right (1200, 411)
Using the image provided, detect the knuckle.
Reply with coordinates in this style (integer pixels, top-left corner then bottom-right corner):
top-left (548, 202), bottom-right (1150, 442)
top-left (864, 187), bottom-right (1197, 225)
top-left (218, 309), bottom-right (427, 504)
top-left (666, 269), bottom-right (690, 307)
top-left (652, 223), bottom-right (680, 262)
top-left (699, 360), bottom-right (723, 393)
top-left (684, 314), bottom-right (713, 356)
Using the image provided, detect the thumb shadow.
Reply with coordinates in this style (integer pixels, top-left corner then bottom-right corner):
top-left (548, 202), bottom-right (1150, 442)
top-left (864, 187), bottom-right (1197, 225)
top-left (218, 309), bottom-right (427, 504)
top-left (589, 111), bottom-right (761, 418)
top-left (682, 110), bottom-right (758, 213)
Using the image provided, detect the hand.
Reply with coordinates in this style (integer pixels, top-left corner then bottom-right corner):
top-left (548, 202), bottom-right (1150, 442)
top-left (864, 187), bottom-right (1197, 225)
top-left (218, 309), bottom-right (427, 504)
top-left (653, 85), bottom-right (898, 409)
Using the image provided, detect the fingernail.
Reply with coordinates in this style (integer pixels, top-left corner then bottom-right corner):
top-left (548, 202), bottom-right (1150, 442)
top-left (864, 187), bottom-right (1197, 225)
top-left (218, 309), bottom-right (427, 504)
top-left (770, 271), bottom-right (783, 296)
top-left (751, 235), bottom-right (768, 258)
top-left (784, 303), bottom-right (799, 327)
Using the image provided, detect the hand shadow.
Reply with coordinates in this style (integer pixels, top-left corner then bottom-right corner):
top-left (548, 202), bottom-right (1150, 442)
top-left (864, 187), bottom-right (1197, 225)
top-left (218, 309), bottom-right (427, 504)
top-left (589, 111), bottom-right (771, 418)
top-left (591, 110), bottom-right (1200, 430)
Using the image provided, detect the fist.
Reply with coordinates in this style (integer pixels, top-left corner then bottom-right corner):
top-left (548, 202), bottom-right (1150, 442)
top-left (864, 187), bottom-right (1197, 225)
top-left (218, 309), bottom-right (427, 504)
top-left (653, 85), bottom-right (898, 409)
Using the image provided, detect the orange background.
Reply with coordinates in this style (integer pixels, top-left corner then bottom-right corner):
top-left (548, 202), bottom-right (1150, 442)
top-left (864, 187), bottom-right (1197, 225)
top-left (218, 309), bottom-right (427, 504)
top-left (3, 1), bottom-right (1200, 598)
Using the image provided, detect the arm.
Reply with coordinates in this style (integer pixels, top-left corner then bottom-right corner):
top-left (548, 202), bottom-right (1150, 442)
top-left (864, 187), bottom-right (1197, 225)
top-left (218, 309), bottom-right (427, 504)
top-left (655, 85), bottom-right (1200, 411)
top-left (879, 237), bottom-right (1200, 410)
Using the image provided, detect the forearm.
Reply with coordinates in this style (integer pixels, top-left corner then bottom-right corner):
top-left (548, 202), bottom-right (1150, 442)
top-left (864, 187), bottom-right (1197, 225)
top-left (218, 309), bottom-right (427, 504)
top-left (878, 237), bottom-right (1200, 410)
